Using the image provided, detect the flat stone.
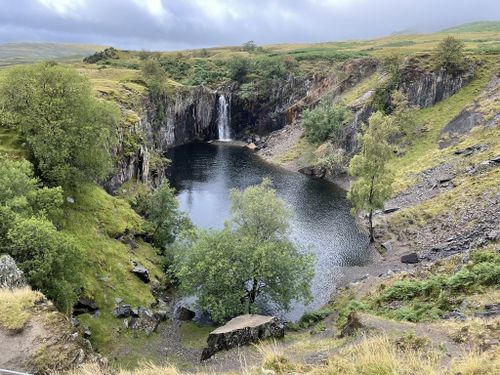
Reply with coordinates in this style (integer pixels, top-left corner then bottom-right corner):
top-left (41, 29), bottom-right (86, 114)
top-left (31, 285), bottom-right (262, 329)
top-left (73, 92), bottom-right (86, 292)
top-left (401, 252), bottom-right (419, 264)
top-left (383, 206), bottom-right (400, 214)
top-left (201, 314), bottom-right (284, 360)
top-left (113, 304), bottom-right (134, 318)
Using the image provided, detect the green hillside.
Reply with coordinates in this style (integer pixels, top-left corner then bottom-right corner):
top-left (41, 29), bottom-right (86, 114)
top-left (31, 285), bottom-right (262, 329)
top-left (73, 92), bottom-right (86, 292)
top-left (441, 20), bottom-right (500, 33)
top-left (0, 42), bottom-right (106, 66)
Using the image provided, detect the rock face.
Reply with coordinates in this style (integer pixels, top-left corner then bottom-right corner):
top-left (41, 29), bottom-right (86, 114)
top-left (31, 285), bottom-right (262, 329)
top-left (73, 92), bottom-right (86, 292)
top-left (0, 255), bottom-right (27, 290)
top-left (399, 57), bottom-right (475, 109)
top-left (201, 314), bottom-right (284, 361)
top-left (73, 297), bottom-right (99, 315)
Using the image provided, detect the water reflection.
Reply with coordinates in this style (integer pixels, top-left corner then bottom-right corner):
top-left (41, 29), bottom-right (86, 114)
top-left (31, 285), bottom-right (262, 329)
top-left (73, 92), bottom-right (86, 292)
top-left (168, 143), bottom-right (370, 320)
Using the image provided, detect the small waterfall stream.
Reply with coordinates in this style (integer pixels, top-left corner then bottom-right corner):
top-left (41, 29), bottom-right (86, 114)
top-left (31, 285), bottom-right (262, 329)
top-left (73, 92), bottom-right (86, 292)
top-left (217, 95), bottom-right (231, 141)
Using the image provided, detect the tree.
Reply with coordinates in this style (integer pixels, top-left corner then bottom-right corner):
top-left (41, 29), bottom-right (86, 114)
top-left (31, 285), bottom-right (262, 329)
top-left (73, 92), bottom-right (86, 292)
top-left (174, 180), bottom-right (314, 323)
top-left (242, 40), bottom-right (257, 52)
top-left (434, 36), bottom-right (466, 75)
top-left (302, 100), bottom-right (347, 143)
top-left (348, 112), bottom-right (394, 242)
top-left (0, 62), bottom-right (119, 188)
top-left (141, 182), bottom-right (188, 249)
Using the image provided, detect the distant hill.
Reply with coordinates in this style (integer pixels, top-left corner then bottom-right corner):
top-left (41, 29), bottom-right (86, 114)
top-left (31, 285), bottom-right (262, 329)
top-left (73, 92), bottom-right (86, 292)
top-left (441, 21), bottom-right (500, 33)
top-left (0, 42), bottom-right (106, 67)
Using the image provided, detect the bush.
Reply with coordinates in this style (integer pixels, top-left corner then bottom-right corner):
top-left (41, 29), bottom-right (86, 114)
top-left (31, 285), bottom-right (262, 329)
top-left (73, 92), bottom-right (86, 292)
top-left (301, 100), bottom-right (347, 143)
top-left (7, 217), bottom-right (82, 312)
top-left (434, 36), bottom-right (466, 75)
top-left (0, 156), bottom-right (81, 312)
top-left (226, 57), bottom-right (252, 83)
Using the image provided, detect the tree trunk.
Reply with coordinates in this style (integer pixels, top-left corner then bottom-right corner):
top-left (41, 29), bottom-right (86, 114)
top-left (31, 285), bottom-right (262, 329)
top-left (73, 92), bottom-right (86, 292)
top-left (247, 277), bottom-right (258, 313)
top-left (368, 209), bottom-right (374, 243)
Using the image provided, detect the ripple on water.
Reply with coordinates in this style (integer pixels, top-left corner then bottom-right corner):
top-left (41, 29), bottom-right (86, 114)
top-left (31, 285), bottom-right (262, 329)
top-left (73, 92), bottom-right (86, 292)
top-left (168, 143), bottom-right (370, 321)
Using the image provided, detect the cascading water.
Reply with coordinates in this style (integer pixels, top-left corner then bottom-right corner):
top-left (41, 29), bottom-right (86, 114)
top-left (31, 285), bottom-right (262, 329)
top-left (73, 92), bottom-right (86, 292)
top-left (217, 95), bottom-right (231, 141)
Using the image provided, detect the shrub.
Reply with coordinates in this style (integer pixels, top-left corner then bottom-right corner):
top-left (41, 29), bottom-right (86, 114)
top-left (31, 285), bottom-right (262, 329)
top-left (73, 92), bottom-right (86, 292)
top-left (302, 100), bottom-right (347, 143)
top-left (434, 36), bottom-right (466, 75)
top-left (226, 56), bottom-right (252, 83)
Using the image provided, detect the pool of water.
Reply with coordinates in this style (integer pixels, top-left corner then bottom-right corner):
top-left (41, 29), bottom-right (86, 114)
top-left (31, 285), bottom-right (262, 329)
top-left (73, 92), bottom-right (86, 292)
top-left (168, 143), bottom-right (370, 320)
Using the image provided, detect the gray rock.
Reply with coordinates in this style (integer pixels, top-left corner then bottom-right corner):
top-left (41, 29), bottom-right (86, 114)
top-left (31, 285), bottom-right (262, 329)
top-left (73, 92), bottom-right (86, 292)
top-left (70, 317), bottom-right (80, 327)
top-left (131, 262), bottom-right (150, 283)
top-left (442, 310), bottom-right (466, 321)
top-left (474, 303), bottom-right (500, 318)
top-left (0, 255), bottom-right (27, 289)
top-left (401, 252), bottom-right (419, 264)
top-left (112, 304), bottom-right (135, 318)
top-left (201, 314), bottom-right (284, 360)
top-left (177, 306), bottom-right (196, 321)
top-left (298, 166), bottom-right (326, 180)
top-left (115, 297), bottom-right (124, 305)
top-left (383, 206), bottom-right (400, 214)
top-left (73, 297), bottom-right (99, 315)
top-left (66, 196), bottom-right (75, 204)
top-left (83, 326), bottom-right (92, 339)
top-left (381, 242), bottom-right (392, 253)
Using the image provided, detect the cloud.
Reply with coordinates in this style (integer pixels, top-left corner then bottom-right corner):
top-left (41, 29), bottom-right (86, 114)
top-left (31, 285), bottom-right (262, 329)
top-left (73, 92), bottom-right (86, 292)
top-left (0, 0), bottom-right (498, 50)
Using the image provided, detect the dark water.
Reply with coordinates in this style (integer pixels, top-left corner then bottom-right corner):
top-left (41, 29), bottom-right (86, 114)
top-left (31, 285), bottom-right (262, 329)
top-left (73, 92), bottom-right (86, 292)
top-left (168, 143), bottom-right (370, 320)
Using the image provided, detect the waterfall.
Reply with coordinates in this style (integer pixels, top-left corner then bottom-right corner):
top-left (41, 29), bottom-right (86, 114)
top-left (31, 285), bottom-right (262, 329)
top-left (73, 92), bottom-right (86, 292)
top-left (217, 95), bottom-right (231, 141)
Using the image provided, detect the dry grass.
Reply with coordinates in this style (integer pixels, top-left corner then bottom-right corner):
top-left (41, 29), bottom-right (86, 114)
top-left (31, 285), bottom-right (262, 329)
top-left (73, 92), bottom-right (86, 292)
top-left (313, 334), bottom-right (442, 375)
top-left (449, 347), bottom-right (500, 375)
top-left (0, 287), bottom-right (44, 331)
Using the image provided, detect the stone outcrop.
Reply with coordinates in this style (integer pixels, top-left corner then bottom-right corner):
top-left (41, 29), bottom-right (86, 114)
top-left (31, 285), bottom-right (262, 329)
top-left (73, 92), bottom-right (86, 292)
top-left (0, 254), bottom-right (27, 290)
top-left (399, 56), bottom-right (475, 109)
top-left (201, 314), bottom-right (284, 361)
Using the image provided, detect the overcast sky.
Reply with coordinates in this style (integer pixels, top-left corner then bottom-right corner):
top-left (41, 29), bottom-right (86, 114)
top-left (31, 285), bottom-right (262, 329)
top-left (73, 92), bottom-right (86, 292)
top-left (0, 0), bottom-right (498, 50)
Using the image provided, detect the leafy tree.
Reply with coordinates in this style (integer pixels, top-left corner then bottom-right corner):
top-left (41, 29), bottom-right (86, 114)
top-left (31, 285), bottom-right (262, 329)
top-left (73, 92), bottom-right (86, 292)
top-left (139, 182), bottom-right (189, 249)
top-left (174, 180), bottom-right (314, 323)
top-left (242, 40), bottom-right (257, 52)
top-left (302, 100), bottom-right (347, 143)
top-left (434, 36), bottom-right (466, 75)
top-left (0, 62), bottom-right (119, 188)
top-left (0, 156), bottom-right (81, 311)
top-left (371, 53), bottom-right (403, 113)
top-left (227, 56), bottom-right (252, 83)
top-left (348, 112), bottom-right (394, 242)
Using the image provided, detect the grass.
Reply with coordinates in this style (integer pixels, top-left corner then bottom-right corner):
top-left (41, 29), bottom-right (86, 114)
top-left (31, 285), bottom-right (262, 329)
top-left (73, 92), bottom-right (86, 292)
top-left (0, 126), bottom-right (25, 155)
top-left (388, 59), bottom-right (498, 193)
top-left (55, 184), bottom-right (164, 357)
top-left (273, 137), bottom-right (316, 166)
top-left (179, 321), bottom-right (214, 349)
top-left (0, 287), bottom-right (44, 331)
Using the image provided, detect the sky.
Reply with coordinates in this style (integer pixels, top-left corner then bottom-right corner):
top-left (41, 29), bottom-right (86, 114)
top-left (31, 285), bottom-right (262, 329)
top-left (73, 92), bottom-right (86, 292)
top-left (0, 0), bottom-right (499, 50)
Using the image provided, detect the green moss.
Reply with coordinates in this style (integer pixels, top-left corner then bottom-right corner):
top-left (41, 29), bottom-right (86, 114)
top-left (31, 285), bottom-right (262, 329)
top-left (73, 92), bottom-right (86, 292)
top-left (56, 184), bottom-right (164, 355)
top-left (179, 321), bottom-right (213, 349)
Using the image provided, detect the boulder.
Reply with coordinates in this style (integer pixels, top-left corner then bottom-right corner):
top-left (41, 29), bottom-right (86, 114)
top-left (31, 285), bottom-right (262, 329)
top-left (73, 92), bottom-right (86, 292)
top-left (73, 297), bottom-right (99, 315)
top-left (201, 314), bottom-right (284, 361)
top-left (246, 142), bottom-right (258, 151)
top-left (131, 262), bottom-right (150, 283)
top-left (381, 242), bottom-right (392, 253)
top-left (401, 252), bottom-right (419, 264)
top-left (177, 306), bottom-right (196, 321)
top-left (112, 304), bottom-right (138, 318)
top-left (298, 166), bottom-right (326, 180)
top-left (0, 254), bottom-right (27, 290)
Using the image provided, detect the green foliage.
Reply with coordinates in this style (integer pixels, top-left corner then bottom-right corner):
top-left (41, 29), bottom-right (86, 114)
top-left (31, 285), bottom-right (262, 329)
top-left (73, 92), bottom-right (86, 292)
top-left (242, 40), bottom-right (258, 52)
top-left (227, 56), bottom-right (252, 83)
top-left (140, 182), bottom-right (189, 249)
top-left (371, 54), bottom-right (402, 113)
top-left (0, 155), bottom-right (81, 312)
top-left (348, 112), bottom-right (394, 242)
top-left (7, 217), bottom-right (82, 312)
top-left (288, 307), bottom-right (333, 331)
top-left (390, 90), bottom-right (420, 141)
top-left (0, 62), bottom-right (119, 188)
top-left (83, 47), bottom-right (118, 64)
top-left (370, 249), bottom-right (500, 322)
top-left (301, 100), bottom-right (348, 143)
top-left (174, 180), bottom-right (314, 323)
top-left (434, 36), bottom-right (466, 75)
